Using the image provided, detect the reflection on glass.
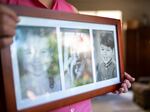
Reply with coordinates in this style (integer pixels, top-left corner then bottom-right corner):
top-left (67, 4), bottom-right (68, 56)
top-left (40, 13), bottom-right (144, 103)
top-left (16, 26), bottom-right (61, 100)
top-left (61, 28), bottom-right (93, 89)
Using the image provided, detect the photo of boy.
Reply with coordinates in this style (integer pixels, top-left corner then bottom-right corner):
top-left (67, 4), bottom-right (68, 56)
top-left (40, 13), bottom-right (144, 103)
top-left (16, 26), bottom-right (61, 100)
top-left (93, 30), bottom-right (117, 81)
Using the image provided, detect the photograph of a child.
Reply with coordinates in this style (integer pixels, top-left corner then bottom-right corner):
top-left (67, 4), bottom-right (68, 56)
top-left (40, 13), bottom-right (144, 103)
top-left (61, 28), bottom-right (93, 89)
top-left (93, 30), bottom-right (117, 81)
top-left (15, 26), bottom-right (61, 100)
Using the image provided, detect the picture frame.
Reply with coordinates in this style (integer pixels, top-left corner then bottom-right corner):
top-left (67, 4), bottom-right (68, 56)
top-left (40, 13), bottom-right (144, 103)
top-left (0, 5), bottom-right (124, 112)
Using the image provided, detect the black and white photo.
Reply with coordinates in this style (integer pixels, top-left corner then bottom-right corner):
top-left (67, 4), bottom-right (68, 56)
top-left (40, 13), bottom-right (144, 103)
top-left (93, 30), bottom-right (117, 81)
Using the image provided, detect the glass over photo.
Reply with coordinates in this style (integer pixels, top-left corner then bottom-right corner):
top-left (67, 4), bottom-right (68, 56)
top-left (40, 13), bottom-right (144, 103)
top-left (15, 26), bottom-right (62, 100)
top-left (93, 30), bottom-right (117, 82)
top-left (61, 28), bottom-right (94, 89)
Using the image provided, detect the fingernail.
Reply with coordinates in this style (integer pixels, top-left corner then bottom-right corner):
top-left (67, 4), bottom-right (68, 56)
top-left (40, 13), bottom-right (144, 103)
top-left (132, 78), bottom-right (135, 81)
top-left (116, 91), bottom-right (119, 94)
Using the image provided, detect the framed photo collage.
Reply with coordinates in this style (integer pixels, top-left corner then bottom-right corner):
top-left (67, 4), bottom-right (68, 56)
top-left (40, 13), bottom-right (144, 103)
top-left (0, 5), bottom-right (124, 112)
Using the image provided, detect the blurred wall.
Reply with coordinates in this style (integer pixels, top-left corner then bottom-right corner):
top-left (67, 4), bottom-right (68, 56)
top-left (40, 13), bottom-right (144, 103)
top-left (68, 0), bottom-right (150, 22)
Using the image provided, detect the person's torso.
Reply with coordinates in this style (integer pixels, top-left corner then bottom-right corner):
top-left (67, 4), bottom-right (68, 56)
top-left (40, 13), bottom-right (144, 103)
top-left (0, 0), bottom-right (92, 111)
top-left (1, 0), bottom-right (75, 13)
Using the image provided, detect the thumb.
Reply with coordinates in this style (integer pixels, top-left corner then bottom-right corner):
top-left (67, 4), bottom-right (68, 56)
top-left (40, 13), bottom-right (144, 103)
top-left (0, 38), bottom-right (13, 48)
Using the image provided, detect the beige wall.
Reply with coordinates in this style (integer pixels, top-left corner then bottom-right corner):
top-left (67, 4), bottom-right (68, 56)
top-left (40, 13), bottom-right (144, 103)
top-left (68, 0), bottom-right (150, 22)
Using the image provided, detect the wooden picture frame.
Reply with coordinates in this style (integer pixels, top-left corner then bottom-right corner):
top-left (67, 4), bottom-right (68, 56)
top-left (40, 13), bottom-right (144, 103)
top-left (0, 5), bottom-right (124, 112)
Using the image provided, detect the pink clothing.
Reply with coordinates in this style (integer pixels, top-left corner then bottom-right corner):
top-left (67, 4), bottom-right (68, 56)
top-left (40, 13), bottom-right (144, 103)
top-left (51, 99), bottom-right (92, 112)
top-left (0, 0), bottom-right (75, 13)
top-left (0, 0), bottom-right (92, 112)
top-left (52, 0), bottom-right (75, 13)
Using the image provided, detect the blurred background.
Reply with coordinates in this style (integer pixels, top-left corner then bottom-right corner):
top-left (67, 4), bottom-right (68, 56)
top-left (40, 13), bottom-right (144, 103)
top-left (68, 0), bottom-right (150, 112)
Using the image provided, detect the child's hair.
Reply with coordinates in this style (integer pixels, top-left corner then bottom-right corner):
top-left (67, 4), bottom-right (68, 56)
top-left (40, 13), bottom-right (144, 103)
top-left (100, 31), bottom-right (114, 49)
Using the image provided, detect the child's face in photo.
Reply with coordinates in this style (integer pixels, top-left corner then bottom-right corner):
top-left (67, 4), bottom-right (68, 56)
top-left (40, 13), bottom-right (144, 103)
top-left (100, 44), bottom-right (113, 64)
top-left (21, 35), bottom-right (52, 75)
